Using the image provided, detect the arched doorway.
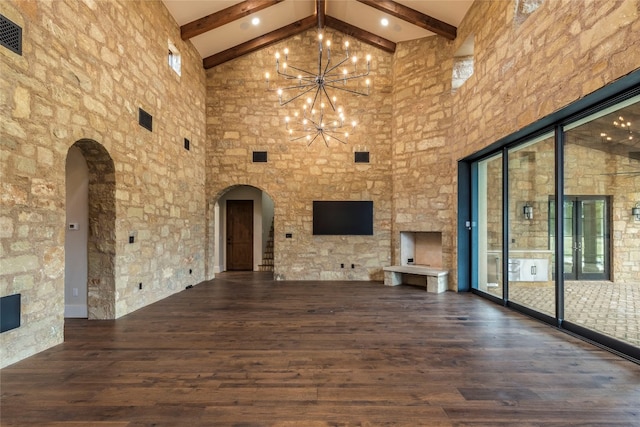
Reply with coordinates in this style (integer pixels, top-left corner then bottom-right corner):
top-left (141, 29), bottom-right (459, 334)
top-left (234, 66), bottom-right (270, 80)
top-left (207, 185), bottom-right (275, 276)
top-left (64, 140), bottom-right (116, 319)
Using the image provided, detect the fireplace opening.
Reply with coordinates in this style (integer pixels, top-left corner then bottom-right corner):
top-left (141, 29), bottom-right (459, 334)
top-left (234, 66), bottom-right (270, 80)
top-left (400, 232), bottom-right (443, 268)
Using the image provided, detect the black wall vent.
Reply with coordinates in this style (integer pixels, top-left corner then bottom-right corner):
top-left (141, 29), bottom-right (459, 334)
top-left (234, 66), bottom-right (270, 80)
top-left (184, 138), bottom-right (190, 151)
top-left (354, 151), bottom-right (370, 163)
top-left (253, 151), bottom-right (268, 162)
top-left (1, 294), bottom-right (21, 333)
top-left (0, 14), bottom-right (22, 56)
top-left (138, 108), bottom-right (152, 132)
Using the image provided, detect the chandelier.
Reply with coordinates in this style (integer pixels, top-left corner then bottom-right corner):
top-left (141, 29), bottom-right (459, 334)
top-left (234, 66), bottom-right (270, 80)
top-left (265, 31), bottom-right (371, 145)
top-left (284, 99), bottom-right (357, 146)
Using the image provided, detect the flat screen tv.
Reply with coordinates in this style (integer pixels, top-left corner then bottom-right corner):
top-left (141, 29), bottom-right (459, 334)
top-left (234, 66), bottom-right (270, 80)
top-left (313, 201), bottom-right (373, 235)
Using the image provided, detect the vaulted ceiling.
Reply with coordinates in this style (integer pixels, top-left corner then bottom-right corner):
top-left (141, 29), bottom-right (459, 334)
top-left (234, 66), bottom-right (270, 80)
top-left (162, 0), bottom-right (474, 69)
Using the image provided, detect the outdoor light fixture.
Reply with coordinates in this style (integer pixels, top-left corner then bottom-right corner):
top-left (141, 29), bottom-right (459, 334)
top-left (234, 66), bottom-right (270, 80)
top-left (632, 203), bottom-right (640, 221)
top-left (523, 203), bottom-right (533, 220)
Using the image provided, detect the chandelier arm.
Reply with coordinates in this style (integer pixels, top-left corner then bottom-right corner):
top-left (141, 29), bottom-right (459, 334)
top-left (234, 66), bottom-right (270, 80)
top-left (322, 56), bottom-right (350, 76)
top-left (323, 69), bottom-right (370, 83)
top-left (277, 65), bottom-right (318, 79)
top-left (310, 85), bottom-right (323, 111)
top-left (320, 132), bottom-right (329, 147)
top-left (321, 86), bottom-right (337, 111)
top-left (324, 131), bottom-right (348, 145)
top-left (308, 133), bottom-right (321, 146)
top-left (289, 134), bottom-right (313, 142)
top-left (324, 84), bottom-right (370, 97)
top-left (277, 82), bottom-right (319, 91)
top-left (279, 86), bottom-right (318, 106)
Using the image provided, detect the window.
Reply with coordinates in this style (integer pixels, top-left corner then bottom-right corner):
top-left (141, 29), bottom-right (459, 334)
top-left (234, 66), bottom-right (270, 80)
top-left (168, 40), bottom-right (181, 76)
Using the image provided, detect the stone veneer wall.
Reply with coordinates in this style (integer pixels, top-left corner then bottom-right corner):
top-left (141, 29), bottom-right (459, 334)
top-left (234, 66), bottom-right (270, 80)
top-left (391, 0), bottom-right (640, 289)
top-left (0, 0), bottom-right (206, 368)
top-left (391, 35), bottom-right (455, 287)
top-left (206, 27), bottom-right (393, 281)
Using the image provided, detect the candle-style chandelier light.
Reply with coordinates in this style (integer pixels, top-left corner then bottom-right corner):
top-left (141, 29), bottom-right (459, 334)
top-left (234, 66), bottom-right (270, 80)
top-left (284, 98), bottom-right (357, 146)
top-left (264, 26), bottom-right (371, 145)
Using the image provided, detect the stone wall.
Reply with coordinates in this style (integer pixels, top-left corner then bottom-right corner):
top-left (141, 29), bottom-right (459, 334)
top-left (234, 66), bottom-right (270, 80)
top-left (390, 0), bottom-right (640, 289)
top-left (0, 0), bottom-right (206, 368)
top-left (206, 27), bottom-right (394, 281)
top-left (390, 35), bottom-right (456, 287)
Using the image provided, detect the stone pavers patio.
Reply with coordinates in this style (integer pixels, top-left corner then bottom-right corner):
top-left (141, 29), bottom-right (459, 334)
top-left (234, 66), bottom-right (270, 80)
top-left (488, 281), bottom-right (640, 348)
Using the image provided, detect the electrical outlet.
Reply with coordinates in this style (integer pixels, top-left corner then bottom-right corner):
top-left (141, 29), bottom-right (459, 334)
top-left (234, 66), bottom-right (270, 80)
top-left (189, 269), bottom-right (192, 274)
top-left (340, 263), bottom-right (344, 268)
top-left (138, 283), bottom-right (142, 290)
top-left (72, 288), bottom-right (78, 297)
top-left (351, 264), bottom-right (355, 269)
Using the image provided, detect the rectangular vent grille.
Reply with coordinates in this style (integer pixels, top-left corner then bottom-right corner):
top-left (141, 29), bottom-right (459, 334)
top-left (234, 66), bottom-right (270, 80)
top-left (354, 151), bottom-right (370, 163)
top-left (253, 151), bottom-right (267, 162)
top-left (138, 108), bottom-right (152, 132)
top-left (184, 138), bottom-right (190, 151)
top-left (0, 14), bottom-right (22, 56)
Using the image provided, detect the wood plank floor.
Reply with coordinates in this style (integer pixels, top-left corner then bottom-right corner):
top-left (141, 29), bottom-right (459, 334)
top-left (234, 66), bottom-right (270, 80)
top-left (2, 272), bottom-right (639, 426)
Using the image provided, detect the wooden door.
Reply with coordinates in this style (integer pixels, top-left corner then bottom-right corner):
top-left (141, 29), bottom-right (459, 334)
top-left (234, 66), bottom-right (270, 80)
top-left (226, 200), bottom-right (254, 271)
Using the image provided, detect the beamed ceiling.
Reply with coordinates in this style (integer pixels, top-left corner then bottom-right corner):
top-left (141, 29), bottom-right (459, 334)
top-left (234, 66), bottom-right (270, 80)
top-left (162, 0), bottom-right (474, 69)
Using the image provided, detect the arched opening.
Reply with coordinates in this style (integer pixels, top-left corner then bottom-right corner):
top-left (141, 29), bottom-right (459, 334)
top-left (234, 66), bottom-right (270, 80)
top-left (65, 139), bottom-right (116, 319)
top-left (206, 185), bottom-right (275, 276)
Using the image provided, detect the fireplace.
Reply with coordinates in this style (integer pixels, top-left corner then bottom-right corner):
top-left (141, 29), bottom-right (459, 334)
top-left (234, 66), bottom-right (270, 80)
top-left (400, 231), bottom-right (443, 268)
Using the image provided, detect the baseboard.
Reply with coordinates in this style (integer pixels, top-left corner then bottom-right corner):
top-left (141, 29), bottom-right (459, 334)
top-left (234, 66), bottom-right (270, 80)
top-left (65, 304), bottom-right (88, 318)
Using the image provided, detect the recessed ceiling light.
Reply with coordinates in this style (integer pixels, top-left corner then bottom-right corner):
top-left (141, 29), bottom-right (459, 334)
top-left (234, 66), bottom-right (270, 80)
top-left (381, 18), bottom-right (389, 27)
top-left (252, 17), bottom-right (260, 26)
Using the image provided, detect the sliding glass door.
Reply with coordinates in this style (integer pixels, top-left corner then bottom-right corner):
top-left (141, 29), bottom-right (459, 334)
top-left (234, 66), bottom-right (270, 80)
top-left (474, 153), bottom-right (503, 299)
top-left (507, 134), bottom-right (555, 317)
top-left (466, 91), bottom-right (640, 359)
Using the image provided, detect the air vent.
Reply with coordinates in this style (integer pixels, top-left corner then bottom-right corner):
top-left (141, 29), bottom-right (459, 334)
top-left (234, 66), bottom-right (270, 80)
top-left (138, 108), bottom-right (152, 132)
top-left (0, 14), bottom-right (22, 56)
top-left (253, 151), bottom-right (267, 162)
top-left (354, 151), bottom-right (370, 163)
top-left (184, 138), bottom-right (190, 151)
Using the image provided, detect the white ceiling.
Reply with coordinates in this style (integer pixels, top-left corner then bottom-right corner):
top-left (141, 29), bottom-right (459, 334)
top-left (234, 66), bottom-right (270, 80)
top-left (162, 0), bottom-right (474, 60)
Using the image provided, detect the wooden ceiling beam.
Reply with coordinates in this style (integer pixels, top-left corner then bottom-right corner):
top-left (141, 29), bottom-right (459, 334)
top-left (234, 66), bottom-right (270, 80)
top-left (356, 0), bottom-right (457, 40)
top-left (325, 16), bottom-right (396, 53)
top-left (203, 15), bottom-right (317, 69)
top-left (181, 0), bottom-right (284, 40)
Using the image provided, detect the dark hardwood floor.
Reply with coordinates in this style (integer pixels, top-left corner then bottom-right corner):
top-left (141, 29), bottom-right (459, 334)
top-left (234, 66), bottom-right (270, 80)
top-left (2, 272), bottom-right (639, 426)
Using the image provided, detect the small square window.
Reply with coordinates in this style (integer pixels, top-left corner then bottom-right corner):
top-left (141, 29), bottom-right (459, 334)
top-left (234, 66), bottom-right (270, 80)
top-left (168, 41), bottom-right (181, 76)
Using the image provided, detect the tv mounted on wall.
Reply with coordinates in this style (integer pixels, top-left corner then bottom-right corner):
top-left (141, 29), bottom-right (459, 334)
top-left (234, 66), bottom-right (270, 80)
top-left (312, 201), bottom-right (374, 235)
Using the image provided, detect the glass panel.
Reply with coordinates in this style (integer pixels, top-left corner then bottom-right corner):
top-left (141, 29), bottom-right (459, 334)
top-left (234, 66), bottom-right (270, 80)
top-left (475, 153), bottom-right (503, 298)
top-left (581, 198), bottom-right (606, 275)
top-left (508, 133), bottom-right (555, 317)
top-left (563, 95), bottom-right (640, 348)
top-left (563, 200), bottom-right (575, 278)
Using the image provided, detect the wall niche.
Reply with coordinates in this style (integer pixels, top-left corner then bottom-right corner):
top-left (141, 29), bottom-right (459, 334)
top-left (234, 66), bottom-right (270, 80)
top-left (400, 231), bottom-right (443, 268)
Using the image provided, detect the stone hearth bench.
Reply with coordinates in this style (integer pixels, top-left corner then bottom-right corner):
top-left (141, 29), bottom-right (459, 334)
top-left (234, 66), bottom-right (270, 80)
top-left (383, 265), bottom-right (449, 293)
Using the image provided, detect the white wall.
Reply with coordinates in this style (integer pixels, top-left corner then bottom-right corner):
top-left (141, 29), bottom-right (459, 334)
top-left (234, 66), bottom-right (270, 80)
top-left (64, 146), bottom-right (88, 318)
